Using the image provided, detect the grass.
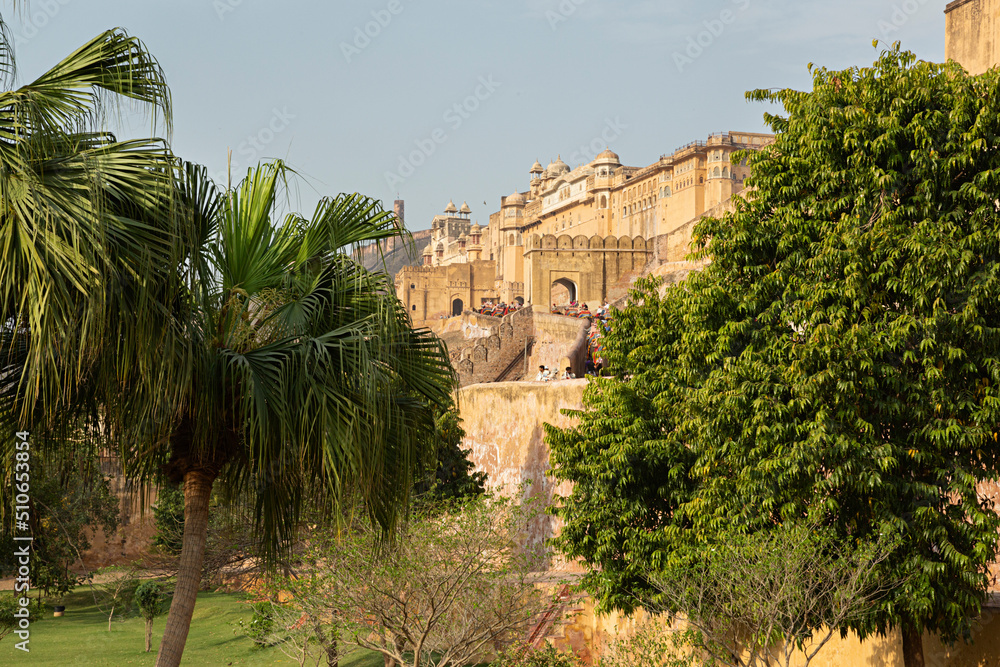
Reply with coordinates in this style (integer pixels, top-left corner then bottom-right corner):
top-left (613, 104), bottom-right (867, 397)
top-left (0, 587), bottom-right (384, 666)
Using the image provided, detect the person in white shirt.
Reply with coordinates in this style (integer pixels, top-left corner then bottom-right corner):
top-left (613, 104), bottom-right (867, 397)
top-left (561, 367), bottom-right (575, 380)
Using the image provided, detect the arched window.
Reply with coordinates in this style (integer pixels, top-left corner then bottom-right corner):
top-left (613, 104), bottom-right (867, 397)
top-left (508, 233), bottom-right (515, 245)
top-left (600, 195), bottom-right (608, 208)
top-left (723, 167), bottom-right (730, 178)
top-left (713, 167), bottom-right (721, 178)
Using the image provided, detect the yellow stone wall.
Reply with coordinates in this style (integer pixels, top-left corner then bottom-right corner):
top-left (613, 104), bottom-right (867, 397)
top-left (396, 259), bottom-right (497, 325)
top-left (946, 0), bottom-right (1000, 75)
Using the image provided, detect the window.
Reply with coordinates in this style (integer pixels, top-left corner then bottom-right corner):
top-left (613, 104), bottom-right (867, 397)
top-left (410, 284), bottom-right (416, 289)
top-left (412, 305), bottom-right (417, 311)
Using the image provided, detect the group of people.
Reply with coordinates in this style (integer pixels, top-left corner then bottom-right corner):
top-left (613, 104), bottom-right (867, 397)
top-left (475, 301), bottom-right (523, 317)
top-left (534, 365), bottom-right (576, 382)
top-left (586, 309), bottom-right (613, 376)
top-left (550, 300), bottom-right (612, 319)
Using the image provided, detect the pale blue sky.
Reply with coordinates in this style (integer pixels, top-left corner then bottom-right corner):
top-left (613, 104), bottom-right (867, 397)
top-left (7, 0), bottom-right (946, 231)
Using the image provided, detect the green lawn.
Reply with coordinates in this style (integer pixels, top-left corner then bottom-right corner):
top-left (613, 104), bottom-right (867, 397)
top-left (0, 587), bottom-right (383, 666)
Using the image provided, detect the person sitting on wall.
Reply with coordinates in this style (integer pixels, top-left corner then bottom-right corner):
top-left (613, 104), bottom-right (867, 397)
top-left (535, 365), bottom-right (548, 382)
top-left (561, 367), bottom-right (575, 380)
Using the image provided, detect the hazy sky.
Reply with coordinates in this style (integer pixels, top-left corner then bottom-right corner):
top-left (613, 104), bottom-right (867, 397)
top-left (6, 0), bottom-right (946, 231)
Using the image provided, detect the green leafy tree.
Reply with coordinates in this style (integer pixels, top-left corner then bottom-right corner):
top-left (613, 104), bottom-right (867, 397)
top-left (413, 402), bottom-right (487, 505)
top-left (135, 581), bottom-right (165, 653)
top-left (89, 564), bottom-right (142, 631)
top-left (549, 46), bottom-right (1000, 667)
top-left (0, 451), bottom-right (121, 604)
top-left (151, 484), bottom-right (185, 556)
top-left (494, 643), bottom-right (583, 667)
top-left (0, 595), bottom-right (34, 643)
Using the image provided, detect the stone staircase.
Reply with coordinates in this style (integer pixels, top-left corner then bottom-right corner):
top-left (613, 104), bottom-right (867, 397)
top-left (453, 306), bottom-right (534, 386)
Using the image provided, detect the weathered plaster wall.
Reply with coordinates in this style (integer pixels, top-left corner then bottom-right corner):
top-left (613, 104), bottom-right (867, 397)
top-left (946, 0), bottom-right (1000, 75)
top-left (527, 313), bottom-right (591, 378)
top-left (459, 379), bottom-right (585, 561)
top-left (80, 456), bottom-right (158, 570)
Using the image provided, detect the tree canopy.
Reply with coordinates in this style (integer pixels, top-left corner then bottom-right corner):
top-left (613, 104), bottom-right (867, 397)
top-left (548, 46), bottom-right (1000, 662)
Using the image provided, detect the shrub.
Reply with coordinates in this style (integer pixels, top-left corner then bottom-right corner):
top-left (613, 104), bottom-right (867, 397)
top-left (134, 581), bottom-right (164, 653)
top-left (493, 642), bottom-right (582, 667)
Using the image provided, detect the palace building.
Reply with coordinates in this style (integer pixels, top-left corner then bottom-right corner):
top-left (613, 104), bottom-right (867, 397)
top-left (396, 131), bottom-right (774, 325)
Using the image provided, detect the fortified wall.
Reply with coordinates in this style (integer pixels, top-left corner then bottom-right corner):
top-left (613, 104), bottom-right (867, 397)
top-left (398, 259), bottom-right (498, 322)
top-left (432, 306), bottom-right (592, 386)
top-left (524, 234), bottom-right (651, 307)
top-left (946, 0), bottom-right (1000, 75)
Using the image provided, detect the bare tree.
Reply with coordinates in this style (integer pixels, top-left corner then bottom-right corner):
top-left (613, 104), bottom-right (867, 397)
top-left (616, 524), bottom-right (896, 667)
top-left (88, 564), bottom-right (142, 631)
top-left (262, 495), bottom-right (551, 667)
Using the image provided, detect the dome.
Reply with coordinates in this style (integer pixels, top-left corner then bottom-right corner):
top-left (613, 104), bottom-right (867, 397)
top-left (546, 155), bottom-right (570, 178)
top-left (460, 201), bottom-right (472, 214)
top-left (505, 189), bottom-right (526, 206)
top-left (422, 244), bottom-right (433, 256)
top-left (471, 222), bottom-right (482, 232)
top-left (530, 160), bottom-right (544, 174)
top-left (444, 200), bottom-right (458, 214)
top-left (435, 242), bottom-right (444, 251)
top-left (594, 148), bottom-right (620, 164)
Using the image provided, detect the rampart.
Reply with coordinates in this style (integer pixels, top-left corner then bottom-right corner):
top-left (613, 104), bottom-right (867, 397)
top-left (438, 306), bottom-right (591, 386)
top-left (452, 306), bottom-right (535, 385)
top-left (524, 234), bottom-right (651, 308)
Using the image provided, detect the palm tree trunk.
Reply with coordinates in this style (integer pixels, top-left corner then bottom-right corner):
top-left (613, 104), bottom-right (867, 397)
top-left (901, 625), bottom-right (924, 667)
top-left (155, 469), bottom-right (216, 667)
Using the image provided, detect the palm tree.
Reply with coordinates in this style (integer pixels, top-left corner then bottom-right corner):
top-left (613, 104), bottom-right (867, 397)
top-left (0, 18), bottom-right (454, 665)
top-left (0, 22), bottom-right (178, 427)
top-left (144, 161), bottom-right (454, 665)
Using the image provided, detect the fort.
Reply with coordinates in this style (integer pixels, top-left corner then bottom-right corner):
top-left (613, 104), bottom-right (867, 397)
top-left (395, 131), bottom-right (774, 327)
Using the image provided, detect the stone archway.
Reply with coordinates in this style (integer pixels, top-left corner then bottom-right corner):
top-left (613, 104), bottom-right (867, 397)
top-left (452, 298), bottom-right (464, 316)
top-left (550, 278), bottom-right (577, 307)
